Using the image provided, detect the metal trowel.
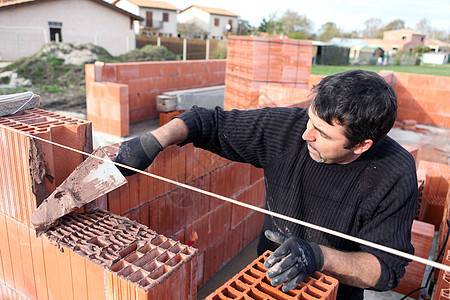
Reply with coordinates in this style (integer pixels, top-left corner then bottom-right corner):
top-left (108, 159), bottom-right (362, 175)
top-left (31, 146), bottom-right (127, 233)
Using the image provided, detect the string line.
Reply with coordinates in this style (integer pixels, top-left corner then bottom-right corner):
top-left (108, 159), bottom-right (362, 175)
top-left (1, 122), bottom-right (449, 273)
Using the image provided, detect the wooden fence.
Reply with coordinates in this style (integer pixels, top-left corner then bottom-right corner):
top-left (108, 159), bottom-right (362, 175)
top-left (136, 35), bottom-right (225, 60)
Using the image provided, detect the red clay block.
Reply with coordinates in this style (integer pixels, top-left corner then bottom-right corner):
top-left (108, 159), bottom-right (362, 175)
top-left (69, 250), bottom-right (88, 300)
top-left (394, 220), bottom-right (435, 298)
top-left (0, 214), bottom-right (15, 290)
top-left (419, 195), bottom-right (446, 230)
top-left (16, 221), bottom-right (37, 299)
top-left (206, 250), bottom-right (338, 300)
top-left (39, 210), bottom-right (198, 299)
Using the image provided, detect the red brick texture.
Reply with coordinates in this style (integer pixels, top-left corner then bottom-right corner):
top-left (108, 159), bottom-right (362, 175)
top-left (0, 109), bottom-right (92, 226)
top-left (103, 142), bottom-right (266, 289)
top-left (390, 72), bottom-right (450, 128)
top-left (206, 250), bottom-right (339, 300)
top-left (85, 60), bottom-right (226, 137)
top-left (224, 36), bottom-right (313, 110)
top-left (433, 250), bottom-right (450, 300)
top-left (0, 209), bottom-right (198, 300)
top-left (417, 160), bottom-right (450, 260)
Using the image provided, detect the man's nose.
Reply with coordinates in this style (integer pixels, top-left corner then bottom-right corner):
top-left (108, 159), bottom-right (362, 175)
top-left (302, 123), bottom-right (315, 141)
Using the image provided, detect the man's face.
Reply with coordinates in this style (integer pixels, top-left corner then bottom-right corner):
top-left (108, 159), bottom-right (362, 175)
top-left (302, 108), bottom-right (361, 164)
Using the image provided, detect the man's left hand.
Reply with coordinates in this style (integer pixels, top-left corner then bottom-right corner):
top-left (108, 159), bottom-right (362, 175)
top-left (264, 230), bottom-right (324, 292)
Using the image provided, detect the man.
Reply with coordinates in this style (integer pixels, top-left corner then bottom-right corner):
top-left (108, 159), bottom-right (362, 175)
top-left (113, 70), bottom-right (417, 299)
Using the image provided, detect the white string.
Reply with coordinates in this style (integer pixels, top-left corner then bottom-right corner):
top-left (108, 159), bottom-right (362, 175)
top-left (11, 92), bottom-right (35, 115)
top-left (1, 122), bottom-right (449, 273)
top-left (0, 91), bottom-right (36, 115)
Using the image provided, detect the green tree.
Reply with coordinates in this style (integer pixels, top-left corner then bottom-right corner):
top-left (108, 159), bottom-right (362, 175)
top-left (237, 19), bottom-right (253, 35)
top-left (341, 30), bottom-right (360, 38)
top-left (318, 22), bottom-right (341, 41)
top-left (415, 18), bottom-right (432, 36)
top-left (278, 10), bottom-right (312, 38)
top-left (384, 19), bottom-right (405, 31)
top-left (258, 12), bottom-right (283, 34)
top-left (258, 10), bottom-right (312, 39)
top-left (430, 29), bottom-right (450, 43)
top-left (178, 19), bottom-right (207, 38)
top-left (362, 18), bottom-right (384, 38)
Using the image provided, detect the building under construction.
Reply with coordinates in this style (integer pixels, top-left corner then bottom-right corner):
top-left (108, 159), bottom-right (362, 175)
top-left (0, 35), bottom-right (449, 299)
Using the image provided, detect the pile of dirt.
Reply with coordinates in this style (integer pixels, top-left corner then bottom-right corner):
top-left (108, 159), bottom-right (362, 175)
top-left (0, 42), bottom-right (176, 117)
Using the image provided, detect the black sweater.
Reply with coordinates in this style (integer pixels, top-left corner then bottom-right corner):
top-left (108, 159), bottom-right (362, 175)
top-left (178, 106), bottom-right (417, 299)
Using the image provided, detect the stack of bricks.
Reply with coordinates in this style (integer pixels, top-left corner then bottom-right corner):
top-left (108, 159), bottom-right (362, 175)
top-left (206, 250), bottom-right (339, 300)
top-left (86, 59), bottom-right (227, 137)
top-left (394, 220), bottom-right (435, 298)
top-left (433, 250), bottom-right (450, 300)
top-left (103, 142), bottom-right (267, 289)
top-left (0, 109), bottom-right (198, 299)
top-left (224, 35), bottom-right (312, 110)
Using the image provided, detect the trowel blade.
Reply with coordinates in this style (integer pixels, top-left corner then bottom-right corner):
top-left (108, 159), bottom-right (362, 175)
top-left (30, 146), bottom-right (127, 230)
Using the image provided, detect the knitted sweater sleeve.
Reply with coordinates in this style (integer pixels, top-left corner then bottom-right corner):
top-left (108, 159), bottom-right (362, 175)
top-left (176, 105), bottom-right (306, 168)
top-left (357, 141), bottom-right (418, 291)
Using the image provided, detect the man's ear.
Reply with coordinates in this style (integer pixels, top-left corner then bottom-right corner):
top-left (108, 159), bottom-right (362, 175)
top-left (353, 139), bottom-right (373, 155)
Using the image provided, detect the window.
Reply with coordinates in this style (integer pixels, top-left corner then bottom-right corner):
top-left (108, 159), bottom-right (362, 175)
top-left (50, 27), bottom-right (62, 42)
top-left (146, 11), bottom-right (152, 27)
top-left (214, 18), bottom-right (219, 26)
top-left (48, 21), bottom-right (62, 42)
top-left (163, 12), bottom-right (169, 22)
top-left (402, 35), bottom-right (407, 40)
top-left (228, 20), bottom-right (233, 31)
top-left (421, 37), bottom-right (424, 42)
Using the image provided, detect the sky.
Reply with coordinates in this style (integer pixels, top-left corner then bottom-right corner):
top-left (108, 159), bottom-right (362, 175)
top-left (159, 0), bottom-right (450, 33)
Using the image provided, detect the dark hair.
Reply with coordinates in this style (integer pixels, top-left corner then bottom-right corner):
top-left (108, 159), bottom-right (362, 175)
top-left (311, 69), bottom-right (397, 148)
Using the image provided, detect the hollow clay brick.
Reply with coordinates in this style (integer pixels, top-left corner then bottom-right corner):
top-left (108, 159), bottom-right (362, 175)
top-left (419, 195), bottom-right (446, 230)
top-left (394, 220), bottom-right (435, 298)
top-left (42, 209), bottom-right (198, 299)
top-left (206, 250), bottom-right (338, 300)
top-left (0, 109), bottom-right (92, 226)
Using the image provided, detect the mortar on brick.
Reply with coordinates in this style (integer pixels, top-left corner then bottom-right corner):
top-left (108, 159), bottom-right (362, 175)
top-left (44, 209), bottom-right (198, 292)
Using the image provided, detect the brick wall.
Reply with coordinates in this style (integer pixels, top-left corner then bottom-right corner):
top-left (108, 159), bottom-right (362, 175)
top-left (0, 111), bottom-right (198, 299)
top-left (103, 143), bottom-right (266, 289)
top-left (391, 72), bottom-right (450, 128)
top-left (85, 60), bottom-right (227, 137)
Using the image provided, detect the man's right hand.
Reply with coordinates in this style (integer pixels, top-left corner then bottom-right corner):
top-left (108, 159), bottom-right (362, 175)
top-left (113, 132), bottom-right (163, 176)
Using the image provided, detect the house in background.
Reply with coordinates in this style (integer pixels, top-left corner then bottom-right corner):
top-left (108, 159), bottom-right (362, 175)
top-left (178, 5), bottom-right (238, 40)
top-left (0, 0), bottom-right (142, 61)
top-left (113, 0), bottom-right (179, 37)
top-left (364, 29), bottom-right (426, 52)
top-left (425, 38), bottom-right (450, 53)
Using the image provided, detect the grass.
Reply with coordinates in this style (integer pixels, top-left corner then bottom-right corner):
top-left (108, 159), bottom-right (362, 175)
top-left (311, 64), bottom-right (450, 77)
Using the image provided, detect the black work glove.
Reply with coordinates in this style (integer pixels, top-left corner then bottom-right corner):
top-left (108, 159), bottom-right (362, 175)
top-left (113, 132), bottom-right (162, 176)
top-left (264, 230), bottom-right (324, 292)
